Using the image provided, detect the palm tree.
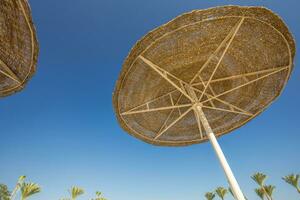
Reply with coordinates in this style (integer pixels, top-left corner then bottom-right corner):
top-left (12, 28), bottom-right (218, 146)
top-left (0, 184), bottom-right (11, 200)
top-left (251, 172), bottom-right (271, 200)
top-left (264, 185), bottom-right (275, 199)
top-left (255, 188), bottom-right (264, 200)
top-left (205, 192), bottom-right (215, 200)
top-left (11, 175), bottom-right (26, 200)
top-left (20, 182), bottom-right (41, 200)
top-left (70, 186), bottom-right (84, 200)
top-left (252, 173), bottom-right (267, 187)
top-left (215, 187), bottom-right (227, 200)
top-left (91, 191), bottom-right (107, 200)
top-left (282, 174), bottom-right (300, 194)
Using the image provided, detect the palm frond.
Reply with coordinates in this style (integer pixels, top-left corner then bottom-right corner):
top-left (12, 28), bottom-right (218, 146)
top-left (91, 191), bottom-right (107, 200)
top-left (282, 174), bottom-right (299, 192)
top-left (11, 175), bottom-right (26, 200)
top-left (215, 187), bottom-right (227, 200)
top-left (70, 186), bottom-right (84, 200)
top-left (0, 184), bottom-right (11, 200)
top-left (264, 185), bottom-right (275, 197)
top-left (20, 182), bottom-right (41, 200)
top-left (252, 172), bottom-right (267, 187)
top-left (205, 192), bottom-right (215, 200)
top-left (255, 188), bottom-right (265, 200)
top-left (96, 191), bottom-right (102, 197)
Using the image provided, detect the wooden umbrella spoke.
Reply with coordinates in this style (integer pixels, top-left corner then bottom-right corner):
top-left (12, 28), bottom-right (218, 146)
top-left (121, 103), bottom-right (192, 115)
top-left (192, 66), bottom-right (290, 86)
top-left (201, 105), bottom-right (253, 116)
top-left (0, 59), bottom-right (21, 84)
top-left (191, 86), bottom-right (252, 116)
top-left (198, 17), bottom-right (245, 101)
top-left (201, 65), bottom-right (290, 104)
top-left (134, 18), bottom-right (245, 125)
top-left (157, 93), bottom-right (184, 134)
top-left (154, 106), bottom-right (193, 140)
top-left (125, 89), bottom-right (178, 113)
top-left (197, 74), bottom-right (216, 108)
top-left (139, 56), bottom-right (194, 102)
top-left (190, 17), bottom-right (245, 84)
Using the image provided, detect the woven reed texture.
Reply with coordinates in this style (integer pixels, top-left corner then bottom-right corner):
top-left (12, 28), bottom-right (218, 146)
top-left (113, 6), bottom-right (296, 147)
top-left (0, 0), bottom-right (39, 97)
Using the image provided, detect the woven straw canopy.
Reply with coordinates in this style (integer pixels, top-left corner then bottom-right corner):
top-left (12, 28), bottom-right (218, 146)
top-left (0, 0), bottom-right (39, 97)
top-left (113, 6), bottom-right (296, 146)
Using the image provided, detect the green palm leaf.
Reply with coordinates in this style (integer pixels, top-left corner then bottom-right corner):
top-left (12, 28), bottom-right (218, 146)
top-left (11, 175), bottom-right (26, 200)
top-left (215, 187), bottom-right (227, 200)
top-left (264, 185), bottom-right (275, 198)
top-left (70, 186), bottom-right (84, 200)
top-left (282, 174), bottom-right (300, 194)
top-left (0, 184), bottom-right (11, 200)
top-left (252, 172), bottom-right (267, 187)
top-left (205, 192), bottom-right (215, 200)
top-left (255, 188), bottom-right (265, 200)
top-left (91, 191), bottom-right (107, 200)
top-left (251, 172), bottom-right (272, 200)
top-left (20, 182), bottom-right (41, 200)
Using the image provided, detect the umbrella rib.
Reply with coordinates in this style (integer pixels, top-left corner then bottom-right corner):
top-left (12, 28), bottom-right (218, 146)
top-left (198, 17), bottom-right (245, 101)
top-left (190, 17), bottom-right (245, 84)
top-left (0, 59), bottom-right (21, 84)
top-left (139, 56), bottom-right (194, 102)
top-left (157, 93), bottom-right (184, 134)
top-left (192, 86), bottom-right (252, 115)
top-left (201, 105), bottom-right (253, 116)
top-left (192, 66), bottom-right (289, 86)
top-left (197, 74), bottom-right (216, 108)
top-left (125, 89), bottom-right (178, 113)
top-left (201, 65), bottom-right (290, 104)
top-left (154, 106), bottom-right (193, 140)
top-left (121, 104), bottom-right (192, 115)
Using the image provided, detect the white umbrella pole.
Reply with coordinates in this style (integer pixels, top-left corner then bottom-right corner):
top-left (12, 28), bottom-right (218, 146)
top-left (195, 104), bottom-right (245, 200)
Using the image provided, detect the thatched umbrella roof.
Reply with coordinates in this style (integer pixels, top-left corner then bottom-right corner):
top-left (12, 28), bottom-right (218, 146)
top-left (113, 6), bottom-right (296, 146)
top-left (0, 0), bottom-right (39, 97)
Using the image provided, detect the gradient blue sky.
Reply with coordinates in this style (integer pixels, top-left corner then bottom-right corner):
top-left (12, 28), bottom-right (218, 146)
top-left (0, 0), bottom-right (299, 200)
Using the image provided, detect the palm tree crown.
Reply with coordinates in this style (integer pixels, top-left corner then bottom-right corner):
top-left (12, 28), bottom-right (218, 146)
top-left (215, 187), bottom-right (227, 200)
top-left (70, 186), bottom-right (84, 200)
top-left (252, 172), bottom-right (267, 187)
top-left (282, 174), bottom-right (300, 194)
top-left (255, 188), bottom-right (265, 200)
top-left (251, 172), bottom-right (272, 200)
top-left (0, 184), bottom-right (11, 200)
top-left (205, 192), bottom-right (215, 200)
top-left (11, 175), bottom-right (26, 200)
top-left (20, 182), bottom-right (41, 200)
top-left (264, 185), bottom-right (275, 198)
top-left (91, 191), bottom-right (107, 200)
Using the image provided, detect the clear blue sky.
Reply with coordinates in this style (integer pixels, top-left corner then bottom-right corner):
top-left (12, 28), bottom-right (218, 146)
top-left (0, 0), bottom-right (299, 200)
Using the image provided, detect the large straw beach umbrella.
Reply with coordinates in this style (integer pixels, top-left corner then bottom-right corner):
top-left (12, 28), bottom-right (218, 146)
top-left (113, 6), bottom-right (295, 200)
top-left (0, 0), bottom-right (39, 97)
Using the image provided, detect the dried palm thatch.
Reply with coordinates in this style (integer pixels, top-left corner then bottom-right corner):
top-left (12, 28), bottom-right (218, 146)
top-left (0, 0), bottom-right (39, 97)
top-left (113, 6), bottom-right (296, 146)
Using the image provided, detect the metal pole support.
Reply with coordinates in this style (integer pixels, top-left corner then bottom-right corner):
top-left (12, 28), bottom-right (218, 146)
top-left (194, 104), bottom-right (245, 200)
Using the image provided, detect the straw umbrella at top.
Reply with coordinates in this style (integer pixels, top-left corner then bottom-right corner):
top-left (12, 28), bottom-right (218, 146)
top-left (113, 5), bottom-right (296, 200)
top-left (0, 0), bottom-right (39, 97)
